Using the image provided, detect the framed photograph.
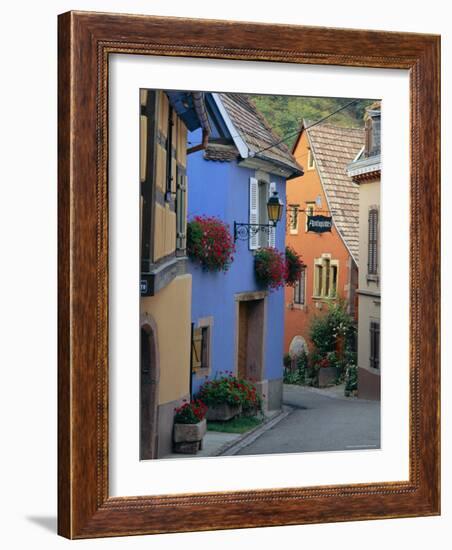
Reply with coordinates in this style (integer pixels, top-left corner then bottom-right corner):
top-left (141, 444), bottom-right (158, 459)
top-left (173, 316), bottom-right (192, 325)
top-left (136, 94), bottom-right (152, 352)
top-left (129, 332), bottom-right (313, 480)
top-left (58, 11), bottom-right (440, 539)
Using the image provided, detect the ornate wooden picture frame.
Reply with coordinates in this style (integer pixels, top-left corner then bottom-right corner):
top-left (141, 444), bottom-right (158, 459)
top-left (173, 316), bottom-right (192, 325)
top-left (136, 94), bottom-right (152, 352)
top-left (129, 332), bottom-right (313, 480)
top-left (58, 11), bottom-right (440, 539)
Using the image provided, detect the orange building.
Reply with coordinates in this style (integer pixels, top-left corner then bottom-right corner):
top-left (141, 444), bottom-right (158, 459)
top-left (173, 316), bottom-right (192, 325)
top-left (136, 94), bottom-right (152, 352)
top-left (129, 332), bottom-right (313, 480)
top-left (284, 121), bottom-right (364, 356)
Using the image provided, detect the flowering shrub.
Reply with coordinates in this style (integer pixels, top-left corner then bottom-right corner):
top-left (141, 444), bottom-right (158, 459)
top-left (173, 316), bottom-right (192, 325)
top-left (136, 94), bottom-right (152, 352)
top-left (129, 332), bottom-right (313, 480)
top-left (174, 399), bottom-right (208, 424)
top-left (254, 247), bottom-right (287, 290)
top-left (196, 373), bottom-right (261, 412)
top-left (240, 379), bottom-right (263, 413)
top-left (285, 246), bottom-right (304, 286)
top-left (316, 357), bottom-right (331, 369)
top-left (309, 301), bottom-right (356, 355)
top-left (187, 215), bottom-right (235, 272)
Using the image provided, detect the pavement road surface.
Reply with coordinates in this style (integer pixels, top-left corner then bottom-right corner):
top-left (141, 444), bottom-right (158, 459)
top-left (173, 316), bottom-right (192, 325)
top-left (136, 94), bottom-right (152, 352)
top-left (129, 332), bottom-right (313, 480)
top-left (236, 384), bottom-right (380, 456)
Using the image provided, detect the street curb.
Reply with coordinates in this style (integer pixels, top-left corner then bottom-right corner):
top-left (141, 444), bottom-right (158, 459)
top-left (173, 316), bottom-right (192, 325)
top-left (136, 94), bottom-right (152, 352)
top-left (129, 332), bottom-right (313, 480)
top-left (284, 384), bottom-right (378, 404)
top-left (213, 406), bottom-right (294, 457)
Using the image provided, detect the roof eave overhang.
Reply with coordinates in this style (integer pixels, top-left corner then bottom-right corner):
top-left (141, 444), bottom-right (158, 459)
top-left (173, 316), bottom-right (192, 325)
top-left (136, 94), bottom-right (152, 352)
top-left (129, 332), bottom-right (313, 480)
top-left (211, 93), bottom-right (249, 159)
top-left (238, 154), bottom-right (302, 179)
top-left (346, 153), bottom-right (381, 178)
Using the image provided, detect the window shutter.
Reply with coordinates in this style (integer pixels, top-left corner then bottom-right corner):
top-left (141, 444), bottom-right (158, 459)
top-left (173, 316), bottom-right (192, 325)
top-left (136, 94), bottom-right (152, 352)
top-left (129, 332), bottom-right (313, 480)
top-left (368, 208), bottom-right (378, 274)
top-left (369, 321), bottom-right (380, 369)
top-left (268, 182), bottom-right (276, 248)
top-left (176, 173), bottom-right (187, 251)
top-left (249, 177), bottom-right (259, 250)
top-left (191, 327), bottom-right (202, 371)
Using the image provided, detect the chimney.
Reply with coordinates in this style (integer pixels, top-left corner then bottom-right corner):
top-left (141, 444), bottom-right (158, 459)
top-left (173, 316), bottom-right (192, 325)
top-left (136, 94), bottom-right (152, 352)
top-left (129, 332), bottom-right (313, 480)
top-left (364, 103), bottom-right (381, 158)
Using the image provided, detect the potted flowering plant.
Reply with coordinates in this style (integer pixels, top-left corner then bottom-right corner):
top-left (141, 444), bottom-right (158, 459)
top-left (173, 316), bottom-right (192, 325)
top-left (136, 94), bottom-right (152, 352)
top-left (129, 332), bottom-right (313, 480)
top-left (187, 215), bottom-right (236, 272)
top-left (240, 379), bottom-right (263, 417)
top-left (314, 355), bottom-right (338, 388)
top-left (196, 373), bottom-right (262, 420)
top-left (254, 247), bottom-right (287, 291)
top-left (196, 374), bottom-right (243, 420)
top-left (173, 399), bottom-right (208, 454)
top-left (285, 246), bottom-right (304, 286)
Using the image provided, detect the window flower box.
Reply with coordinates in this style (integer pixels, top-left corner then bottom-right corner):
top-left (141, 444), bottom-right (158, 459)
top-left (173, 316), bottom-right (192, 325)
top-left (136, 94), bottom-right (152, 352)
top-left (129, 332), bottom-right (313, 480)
top-left (206, 402), bottom-right (242, 421)
top-left (172, 400), bottom-right (207, 454)
top-left (173, 418), bottom-right (207, 454)
top-left (187, 215), bottom-right (235, 272)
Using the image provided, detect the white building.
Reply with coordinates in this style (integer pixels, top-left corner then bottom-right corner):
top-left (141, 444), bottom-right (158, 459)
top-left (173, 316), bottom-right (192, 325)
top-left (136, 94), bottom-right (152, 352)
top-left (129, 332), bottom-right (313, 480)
top-left (347, 103), bottom-right (381, 400)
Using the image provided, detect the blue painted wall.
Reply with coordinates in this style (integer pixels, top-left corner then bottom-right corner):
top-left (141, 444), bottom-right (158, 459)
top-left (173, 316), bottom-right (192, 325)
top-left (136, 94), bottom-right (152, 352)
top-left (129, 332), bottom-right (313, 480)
top-left (187, 128), bottom-right (286, 396)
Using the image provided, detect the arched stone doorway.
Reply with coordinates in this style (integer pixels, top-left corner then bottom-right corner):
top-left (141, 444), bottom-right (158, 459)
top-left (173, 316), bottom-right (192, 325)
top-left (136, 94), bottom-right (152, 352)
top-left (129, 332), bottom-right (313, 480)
top-left (140, 320), bottom-right (160, 459)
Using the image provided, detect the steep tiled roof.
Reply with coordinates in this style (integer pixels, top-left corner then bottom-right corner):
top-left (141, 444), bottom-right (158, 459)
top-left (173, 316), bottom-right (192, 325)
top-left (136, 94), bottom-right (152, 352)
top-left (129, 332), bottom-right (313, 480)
top-left (218, 93), bottom-right (303, 176)
top-left (204, 143), bottom-right (239, 162)
top-left (306, 122), bottom-right (365, 265)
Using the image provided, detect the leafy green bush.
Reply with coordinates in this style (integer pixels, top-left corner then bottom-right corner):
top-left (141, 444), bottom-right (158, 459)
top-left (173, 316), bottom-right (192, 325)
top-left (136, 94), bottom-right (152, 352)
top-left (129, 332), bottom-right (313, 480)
top-left (283, 350), bottom-right (308, 385)
top-left (344, 364), bottom-right (358, 396)
top-left (309, 301), bottom-right (356, 354)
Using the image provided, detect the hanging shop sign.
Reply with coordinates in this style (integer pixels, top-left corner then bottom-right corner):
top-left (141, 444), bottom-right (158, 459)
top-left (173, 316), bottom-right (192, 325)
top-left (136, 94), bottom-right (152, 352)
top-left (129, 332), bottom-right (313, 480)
top-left (307, 215), bottom-right (333, 233)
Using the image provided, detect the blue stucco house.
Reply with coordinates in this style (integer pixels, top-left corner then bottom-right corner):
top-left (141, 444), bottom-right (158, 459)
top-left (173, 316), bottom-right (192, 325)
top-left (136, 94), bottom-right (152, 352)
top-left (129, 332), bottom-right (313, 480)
top-left (187, 92), bottom-right (303, 412)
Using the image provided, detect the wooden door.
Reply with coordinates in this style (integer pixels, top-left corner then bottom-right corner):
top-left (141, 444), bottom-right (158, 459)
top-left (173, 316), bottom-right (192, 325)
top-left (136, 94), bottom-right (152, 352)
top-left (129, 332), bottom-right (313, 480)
top-left (140, 326), bottom-right (159, 459)
top-left (237, 302), bottom-right (249, 379)
top-left (237, 299), bottom-right (265, 382)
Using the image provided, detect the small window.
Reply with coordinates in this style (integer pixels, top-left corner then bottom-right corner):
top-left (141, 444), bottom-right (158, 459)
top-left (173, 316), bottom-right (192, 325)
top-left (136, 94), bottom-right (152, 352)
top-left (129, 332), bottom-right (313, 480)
top-left (314, 264), bottom-right (322, 297)
top-left (201, 327), bottom-right (210, 369)
top-left (307, 148), bottom-right (315, 170)
top-left (289, 205), bottom-right (299, 234)
top-left (305, 201), bottom-right (315, 231)
top-left (192, 325), bottom-right (210, 371)
top-left (294, 266), bottom-right (306, 305)
top-left (369, 321), bottom-right (380, 369)
top-left (330, 265), bottom-right (338, 298)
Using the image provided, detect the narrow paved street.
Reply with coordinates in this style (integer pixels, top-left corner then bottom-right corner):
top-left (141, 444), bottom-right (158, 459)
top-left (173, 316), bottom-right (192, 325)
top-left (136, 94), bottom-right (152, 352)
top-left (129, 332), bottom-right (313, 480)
top-left (236, 384), bottom-right (380, 456)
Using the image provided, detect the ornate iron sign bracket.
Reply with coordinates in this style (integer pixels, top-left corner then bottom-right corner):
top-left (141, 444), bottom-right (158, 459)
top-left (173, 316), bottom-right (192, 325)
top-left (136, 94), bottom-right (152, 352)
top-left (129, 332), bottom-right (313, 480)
top-left (233, 222), bottom-right (275, 241)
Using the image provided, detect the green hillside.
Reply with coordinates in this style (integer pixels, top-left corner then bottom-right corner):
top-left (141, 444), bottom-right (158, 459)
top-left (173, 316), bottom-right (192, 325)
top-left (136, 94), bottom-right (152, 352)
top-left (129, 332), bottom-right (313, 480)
top-left (247, 95), bottom-right (375, 149)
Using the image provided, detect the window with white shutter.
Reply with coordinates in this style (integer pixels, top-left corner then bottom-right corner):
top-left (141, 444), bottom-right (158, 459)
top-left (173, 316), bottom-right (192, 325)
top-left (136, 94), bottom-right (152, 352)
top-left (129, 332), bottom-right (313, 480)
top-left (249, 177), bottom-right (259, 250)
top-left (368, 208), bottom-right (379, 275)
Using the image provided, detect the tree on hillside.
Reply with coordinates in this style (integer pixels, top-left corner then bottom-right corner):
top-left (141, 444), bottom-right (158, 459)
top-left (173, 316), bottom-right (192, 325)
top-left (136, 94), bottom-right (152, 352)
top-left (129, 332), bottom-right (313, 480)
top-left (247, 95), bottom-right (375, 149)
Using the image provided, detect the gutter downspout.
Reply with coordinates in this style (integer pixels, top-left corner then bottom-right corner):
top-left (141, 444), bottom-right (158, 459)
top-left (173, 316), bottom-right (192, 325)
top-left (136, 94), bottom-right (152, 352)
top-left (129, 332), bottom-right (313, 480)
top-left (187, 91), bottom-right (211, 154)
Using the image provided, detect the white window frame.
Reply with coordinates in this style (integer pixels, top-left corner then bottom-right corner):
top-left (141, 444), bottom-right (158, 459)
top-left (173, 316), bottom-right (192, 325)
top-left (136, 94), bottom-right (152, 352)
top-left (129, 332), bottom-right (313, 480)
top-left (305, 201), bottom-right (316, 232)
top-left (289, 204), bottom-right (299, 235)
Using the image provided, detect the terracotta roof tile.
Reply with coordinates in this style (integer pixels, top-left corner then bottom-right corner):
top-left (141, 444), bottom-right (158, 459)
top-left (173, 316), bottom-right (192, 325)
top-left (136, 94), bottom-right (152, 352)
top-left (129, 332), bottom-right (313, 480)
top-left (218, 93), bottom-right (303, 176)
top-left (306, 122), bottom-right (365, 264)
top-left (203, 143), bottom-right (239, 162)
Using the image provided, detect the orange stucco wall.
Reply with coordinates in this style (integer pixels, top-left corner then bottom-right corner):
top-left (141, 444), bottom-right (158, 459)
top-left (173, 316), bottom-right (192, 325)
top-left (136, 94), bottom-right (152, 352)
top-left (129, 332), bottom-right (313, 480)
top-left (284, 131), bottom-right (356, 354)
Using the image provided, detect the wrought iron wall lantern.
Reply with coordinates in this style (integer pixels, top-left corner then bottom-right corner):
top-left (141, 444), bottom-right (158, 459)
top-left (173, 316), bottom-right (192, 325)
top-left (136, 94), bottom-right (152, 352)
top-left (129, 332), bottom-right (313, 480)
top-left (234, 191), bottom-right (283, 241)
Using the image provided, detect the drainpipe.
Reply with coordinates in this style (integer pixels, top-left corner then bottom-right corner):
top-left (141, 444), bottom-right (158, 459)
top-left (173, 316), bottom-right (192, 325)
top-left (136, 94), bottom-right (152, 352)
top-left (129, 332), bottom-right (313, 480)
top-left (187, 91), bottom-right (210, 154)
